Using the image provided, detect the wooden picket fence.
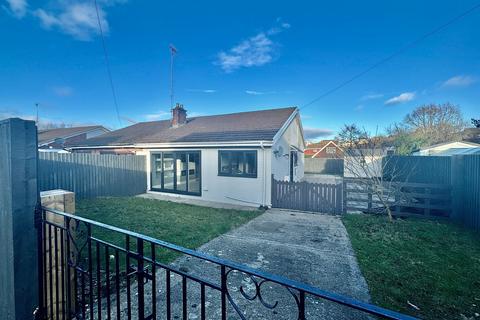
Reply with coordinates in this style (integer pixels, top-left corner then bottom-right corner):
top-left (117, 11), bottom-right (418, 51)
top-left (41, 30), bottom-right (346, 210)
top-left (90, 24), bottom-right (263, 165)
top-left (271, 175), bottom-right (343, 214)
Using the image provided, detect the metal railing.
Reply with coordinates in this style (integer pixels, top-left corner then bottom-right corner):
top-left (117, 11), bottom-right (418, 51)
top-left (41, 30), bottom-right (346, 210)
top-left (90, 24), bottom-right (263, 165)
top-left (37, 206), bottom-right (417, 320)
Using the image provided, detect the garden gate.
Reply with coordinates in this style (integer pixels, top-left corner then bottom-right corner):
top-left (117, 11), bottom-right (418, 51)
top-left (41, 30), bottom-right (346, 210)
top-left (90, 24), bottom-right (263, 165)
top-left (271, 176), bottom-right (343, 214)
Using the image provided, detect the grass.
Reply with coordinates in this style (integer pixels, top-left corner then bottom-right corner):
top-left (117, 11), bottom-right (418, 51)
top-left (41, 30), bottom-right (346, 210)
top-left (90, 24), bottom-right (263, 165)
top-left (76, 197), bottom-right (261, 264)
top-left (342, 214), bottom-right (480, 320)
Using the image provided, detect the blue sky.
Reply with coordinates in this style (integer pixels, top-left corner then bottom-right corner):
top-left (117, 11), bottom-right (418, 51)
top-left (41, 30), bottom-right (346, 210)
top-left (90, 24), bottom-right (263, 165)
top-left (1, 0), bottom-right (479, 139)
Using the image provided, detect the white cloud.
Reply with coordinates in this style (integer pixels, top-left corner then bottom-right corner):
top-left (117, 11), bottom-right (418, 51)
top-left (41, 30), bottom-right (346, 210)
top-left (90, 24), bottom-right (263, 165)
top-left (33, 2), bottom-right (109, 41)
top-left (52, 85), bottom-right (73, 97)
top-left (303, 127), bottom-right (334, 140)
top-left (187, 89), bottom-right (217, 93)
top-left (245, 90), bottom-right (276, 95)
top-left (215, 21), bottom-right (290, 73)
top-left (442, 75), bottom-right (476, 88)
top-left (144, 110), bottom-right (169, 121)
top-left (384, 92), bottom-right (415, 105)
top-left (245, 90), bottom-right (263, 95)
top-left (4, 0), bottom-right (27, 18)
top-left (355, 104), bottom-right (364, 111)
top-left (360, 93), bottom-right (384, 101)
top-left (6, 1), bottom-right (125, 41)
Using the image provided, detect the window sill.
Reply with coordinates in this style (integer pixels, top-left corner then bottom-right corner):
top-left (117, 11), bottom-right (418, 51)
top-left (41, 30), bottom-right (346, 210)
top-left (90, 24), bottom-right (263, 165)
top-left (218, 173), bottom-right (258, 179)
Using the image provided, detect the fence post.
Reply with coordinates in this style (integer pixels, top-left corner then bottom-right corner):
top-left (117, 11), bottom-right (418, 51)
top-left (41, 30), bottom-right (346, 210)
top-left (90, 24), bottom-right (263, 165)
top-left (302, 181), bottom-right (308, 211)
top-left (0, 118), bottom-right (39, 320)
top-left (271, 174), bottom-right (276, 208)
top-left (343, 179), bottom-right (347, 214)
top-left (336, 183), bottom-right (342, 215)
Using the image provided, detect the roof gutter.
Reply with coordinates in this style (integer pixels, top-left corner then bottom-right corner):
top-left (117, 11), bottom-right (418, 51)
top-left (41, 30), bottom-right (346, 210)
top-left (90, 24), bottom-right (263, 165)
top-left (69, 140), bottom-right (274, 150)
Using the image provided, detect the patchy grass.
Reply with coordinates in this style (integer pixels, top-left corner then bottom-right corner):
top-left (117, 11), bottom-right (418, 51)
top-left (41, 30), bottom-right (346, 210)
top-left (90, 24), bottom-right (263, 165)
top-left (342, 214), bottom-right (480, 320)
top-left (76, 197), bottom-right (261, 264)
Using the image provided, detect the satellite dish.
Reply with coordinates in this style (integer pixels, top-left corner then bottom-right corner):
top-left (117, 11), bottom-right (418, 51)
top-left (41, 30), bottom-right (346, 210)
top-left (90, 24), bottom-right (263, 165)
top-left (277, 146), bottom-right (284, 157)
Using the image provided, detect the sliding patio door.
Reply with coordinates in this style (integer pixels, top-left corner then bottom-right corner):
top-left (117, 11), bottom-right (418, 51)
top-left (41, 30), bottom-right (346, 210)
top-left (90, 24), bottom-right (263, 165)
top-left (150, 151), bottom-right (201, 195)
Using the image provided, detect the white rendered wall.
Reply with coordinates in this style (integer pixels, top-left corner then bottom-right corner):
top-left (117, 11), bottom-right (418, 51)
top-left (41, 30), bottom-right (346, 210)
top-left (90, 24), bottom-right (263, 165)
top-left (140, 148), bottom-right (272, 207)
top-left (271, 115), bottom-right (305, 182)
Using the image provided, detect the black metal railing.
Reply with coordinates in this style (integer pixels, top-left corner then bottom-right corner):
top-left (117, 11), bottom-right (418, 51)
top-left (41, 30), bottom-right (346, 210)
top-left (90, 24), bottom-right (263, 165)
top-left (36, 206), bottom-right (417, 320)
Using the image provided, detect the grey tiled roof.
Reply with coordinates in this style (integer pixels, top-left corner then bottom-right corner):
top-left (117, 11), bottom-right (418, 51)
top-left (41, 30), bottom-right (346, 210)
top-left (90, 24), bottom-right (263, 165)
top-left (38, 125), bottom-right (107, 145)
top-left (75, 107), bottom-right (296, 147)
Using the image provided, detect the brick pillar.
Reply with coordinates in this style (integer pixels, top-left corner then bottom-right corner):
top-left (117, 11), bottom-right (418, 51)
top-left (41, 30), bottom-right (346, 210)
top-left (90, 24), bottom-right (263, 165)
top-left (0, 118), bottom-right (39, 320)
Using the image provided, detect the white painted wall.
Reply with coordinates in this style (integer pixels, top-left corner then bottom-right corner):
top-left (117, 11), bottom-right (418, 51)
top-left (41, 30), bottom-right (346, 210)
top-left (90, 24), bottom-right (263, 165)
top-left (343, 155), bottom-right (383, 178)
top-left (139, 148), bottom-right (272, 208)
top-left (271, 115), bottom-right (305, 182)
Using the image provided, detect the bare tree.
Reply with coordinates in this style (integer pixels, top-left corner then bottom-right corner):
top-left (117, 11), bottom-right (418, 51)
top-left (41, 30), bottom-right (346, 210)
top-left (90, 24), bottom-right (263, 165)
top-left (403, 103), bottom-right (466, 144)
top-left (337, 124), bottom-right (414, 221)
top-left (38, 121), bottom-right (73, 130)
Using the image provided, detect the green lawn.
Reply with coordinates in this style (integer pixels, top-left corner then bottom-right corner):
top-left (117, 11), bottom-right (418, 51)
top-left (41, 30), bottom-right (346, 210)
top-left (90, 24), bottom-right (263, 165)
top-left (76, 197), bottom-right (261, 264)
top-left (342, 214), bottom-right (480, 320)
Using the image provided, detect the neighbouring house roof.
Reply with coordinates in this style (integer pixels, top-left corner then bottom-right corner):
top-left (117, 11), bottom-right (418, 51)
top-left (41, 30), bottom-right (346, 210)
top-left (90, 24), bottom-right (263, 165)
top-left (412, 140), bottom-right (480, 156)
top-left (305, 140), bottom-right (342, 157)
top-left (72, 107), bottom-right (298, 147)
top-left (306, 140), bottom-right (338, 150)
top-left (416, 141), bottom-right (480, 151)
top-left (38, 125), bottom-right (109, 146)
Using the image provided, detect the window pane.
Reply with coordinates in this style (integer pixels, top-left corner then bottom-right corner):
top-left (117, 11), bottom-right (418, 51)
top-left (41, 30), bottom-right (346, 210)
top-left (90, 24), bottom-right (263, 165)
top-left (188, 153), bottom-right (200, 193)
top-left (151, 154), bottom-right (162, 189)
top-left (163, 153), bottom-right (174, 190)
top-left (231, 152), bottom-right (244, 175)
top-left (245, 152), bottom-right (257, 175)
top-left (219, 152), bottom-right (230, 174)
top-left (176, 153), bottom-right (187, 192)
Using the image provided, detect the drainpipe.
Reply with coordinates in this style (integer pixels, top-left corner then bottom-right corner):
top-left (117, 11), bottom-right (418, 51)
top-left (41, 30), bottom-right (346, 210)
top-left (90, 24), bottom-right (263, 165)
top-left (261, 142), bottom-right (267, 208)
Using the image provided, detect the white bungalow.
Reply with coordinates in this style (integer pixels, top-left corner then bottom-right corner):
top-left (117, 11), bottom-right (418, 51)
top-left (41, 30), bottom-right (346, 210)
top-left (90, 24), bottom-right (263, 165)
top-left (70, 105), bottom-right (305, 208)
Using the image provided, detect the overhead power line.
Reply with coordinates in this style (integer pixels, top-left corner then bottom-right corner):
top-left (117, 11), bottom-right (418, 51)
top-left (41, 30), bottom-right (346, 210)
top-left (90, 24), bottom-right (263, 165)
top-left (301, 2), bottom-right (480, 110)
top-left (94, 0), bottom-right (122, 127)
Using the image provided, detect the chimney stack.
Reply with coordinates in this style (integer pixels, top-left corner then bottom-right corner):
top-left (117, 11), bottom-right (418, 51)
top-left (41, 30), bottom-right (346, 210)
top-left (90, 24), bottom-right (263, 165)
top-left (171, 103), bottom-right (187, 127)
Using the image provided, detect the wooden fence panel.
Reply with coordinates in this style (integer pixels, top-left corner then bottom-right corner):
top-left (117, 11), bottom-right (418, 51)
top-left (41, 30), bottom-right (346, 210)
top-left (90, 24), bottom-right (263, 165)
top-left (271, 176), bottom-right (343, 214)
top-left (452, 155), bottom-right (480, 231)
top-left (38, 153), bottom-right (147, 199)
top-left (382, 155), bottom-right (452, 184)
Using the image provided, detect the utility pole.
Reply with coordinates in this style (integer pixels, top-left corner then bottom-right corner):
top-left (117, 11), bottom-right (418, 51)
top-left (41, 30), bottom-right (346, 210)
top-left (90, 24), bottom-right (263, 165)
top-left (169, 44), bottom-right (178, 108)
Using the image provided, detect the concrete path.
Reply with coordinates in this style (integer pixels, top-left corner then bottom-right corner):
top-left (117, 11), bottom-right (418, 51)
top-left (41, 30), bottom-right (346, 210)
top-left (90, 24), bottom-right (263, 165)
top-left (169, 209), bottom-right (371, 319)
top-left (101, 209), bottom-right (371, 319)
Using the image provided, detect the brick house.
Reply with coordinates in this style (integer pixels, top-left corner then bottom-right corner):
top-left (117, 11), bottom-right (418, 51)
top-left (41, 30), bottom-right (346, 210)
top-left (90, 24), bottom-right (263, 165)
top-left (305, 140), bottom-right (343, 158)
